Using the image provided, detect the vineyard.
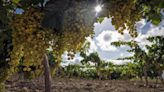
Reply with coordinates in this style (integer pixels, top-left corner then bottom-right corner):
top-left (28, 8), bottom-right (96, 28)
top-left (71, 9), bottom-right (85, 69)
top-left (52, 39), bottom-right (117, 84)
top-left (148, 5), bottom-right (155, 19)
top-left (0, 0), bottom-right (164, 92)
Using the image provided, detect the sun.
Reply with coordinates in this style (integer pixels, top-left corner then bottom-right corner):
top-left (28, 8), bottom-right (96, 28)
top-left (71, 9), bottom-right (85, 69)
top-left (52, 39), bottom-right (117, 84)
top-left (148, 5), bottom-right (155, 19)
top-left (95, 4), bottom-right (103, 16)
top-left (95, 5), bottom-right (102, 13)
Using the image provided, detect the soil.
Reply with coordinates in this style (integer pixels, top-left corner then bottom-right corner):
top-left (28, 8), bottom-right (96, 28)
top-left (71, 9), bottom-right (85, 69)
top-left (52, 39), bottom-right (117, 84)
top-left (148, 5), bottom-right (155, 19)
top-left (5, 77), bottom-right (164, 92)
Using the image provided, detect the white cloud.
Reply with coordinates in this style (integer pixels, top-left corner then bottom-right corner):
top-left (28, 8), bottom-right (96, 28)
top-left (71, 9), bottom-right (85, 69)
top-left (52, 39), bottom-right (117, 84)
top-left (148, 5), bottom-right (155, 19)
top-left (61, 17), bottom-right (164, 66)
top-left (95, 31), bottom-right (123, 51)
top-left (93, 18), bottom-right (116, 36)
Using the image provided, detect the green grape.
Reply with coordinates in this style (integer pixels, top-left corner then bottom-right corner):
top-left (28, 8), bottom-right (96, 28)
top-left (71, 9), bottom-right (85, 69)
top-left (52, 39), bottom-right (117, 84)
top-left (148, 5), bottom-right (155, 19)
top-left (10, 4), bottom-right (94, 77)
top-left (104, 0), bottom-right (142, 37)
top-left (10, 8), bottom-right (53, 76)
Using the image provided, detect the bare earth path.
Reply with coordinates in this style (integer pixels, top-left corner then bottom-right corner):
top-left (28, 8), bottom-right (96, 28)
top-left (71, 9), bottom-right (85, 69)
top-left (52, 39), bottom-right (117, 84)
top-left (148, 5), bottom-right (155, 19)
top-left (5, 77), bottom-right (164, 92)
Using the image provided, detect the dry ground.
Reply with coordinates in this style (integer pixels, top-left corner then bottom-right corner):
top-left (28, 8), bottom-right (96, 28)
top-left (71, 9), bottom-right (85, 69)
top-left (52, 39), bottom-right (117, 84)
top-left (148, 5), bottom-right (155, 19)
top-left (5, 77), bottom-right (164, 92)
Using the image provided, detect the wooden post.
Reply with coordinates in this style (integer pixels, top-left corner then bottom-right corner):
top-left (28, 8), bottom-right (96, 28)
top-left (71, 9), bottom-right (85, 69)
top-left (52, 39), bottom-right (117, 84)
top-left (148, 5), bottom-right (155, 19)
top-left (43, 54), bottom-right (52, 92)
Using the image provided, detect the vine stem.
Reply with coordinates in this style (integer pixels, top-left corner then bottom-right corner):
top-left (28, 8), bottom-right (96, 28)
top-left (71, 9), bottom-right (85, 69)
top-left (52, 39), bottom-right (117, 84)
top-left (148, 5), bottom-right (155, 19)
top-left (43, 54), bottom-right (52, 92)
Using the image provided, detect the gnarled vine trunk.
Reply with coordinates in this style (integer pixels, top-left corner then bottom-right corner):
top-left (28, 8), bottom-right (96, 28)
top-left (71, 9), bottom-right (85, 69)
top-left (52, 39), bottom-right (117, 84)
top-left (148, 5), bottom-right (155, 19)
top-left (43, 54), bottom-right (52, 92)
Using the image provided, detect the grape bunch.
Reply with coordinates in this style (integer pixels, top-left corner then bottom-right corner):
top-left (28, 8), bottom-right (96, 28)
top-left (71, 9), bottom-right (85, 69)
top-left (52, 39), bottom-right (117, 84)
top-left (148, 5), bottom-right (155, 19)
top-left (10, 8), bottom-right (53, 75)
top-left (105, 0), bottom-right (142, 37)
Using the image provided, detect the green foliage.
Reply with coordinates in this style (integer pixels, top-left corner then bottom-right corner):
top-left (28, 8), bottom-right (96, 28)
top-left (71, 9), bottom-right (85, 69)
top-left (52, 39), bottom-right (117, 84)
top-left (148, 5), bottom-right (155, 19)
top-left (0, 67), bottom-right (10, 83)
top-left (143, 0), bottom-right (164, 25)
top-left (111, 41), bottom-right (137, 48)
top-left (81, 52), bottom-right (101, 65)
top-left (146, 36), bottom-right (164, 74)
top-left (12, 0), bottom-right (21, 4)
top-left (0, 1), bottom-right (15, 90)
top-left (97, 17), bottom-right (105, 23)
top-left (0, 0), bottom-right (14, 29)
top-left (112, 36), bottom-right (164, 81)
top-left (0, 83), bottom-right (5, 92)
top-left (61, 61), bottom-right (140, 80)
top-left (111, 40), bottom-right (148, 79)
top-left (12, 0), bottom-right (45, 9)
top-left (0, 30), bottom-right (12, 87)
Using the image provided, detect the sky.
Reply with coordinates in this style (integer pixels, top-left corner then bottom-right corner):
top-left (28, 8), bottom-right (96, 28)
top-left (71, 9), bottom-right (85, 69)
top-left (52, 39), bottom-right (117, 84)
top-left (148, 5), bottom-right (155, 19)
top-left (61, 17), bottom-right (164, 66)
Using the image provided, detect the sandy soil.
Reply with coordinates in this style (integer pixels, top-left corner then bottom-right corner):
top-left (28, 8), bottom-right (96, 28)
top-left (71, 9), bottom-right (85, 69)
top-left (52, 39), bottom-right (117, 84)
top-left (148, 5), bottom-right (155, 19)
top-left (5, 77), bottom-right (164, 92)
